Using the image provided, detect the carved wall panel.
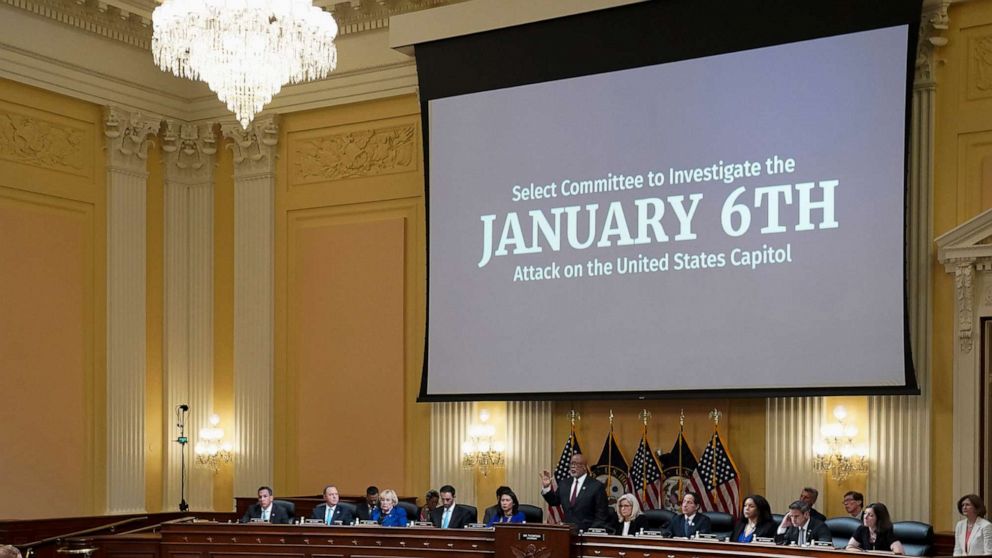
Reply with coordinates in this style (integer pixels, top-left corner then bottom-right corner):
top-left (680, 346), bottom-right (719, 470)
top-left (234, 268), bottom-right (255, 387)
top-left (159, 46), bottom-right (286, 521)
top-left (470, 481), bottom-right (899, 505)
top-left (288, 121), bottom-right (417, 185)
top-left (968, 32), bottom-right (992, 100)
top-left (0, 102), bottom-right (90, 176)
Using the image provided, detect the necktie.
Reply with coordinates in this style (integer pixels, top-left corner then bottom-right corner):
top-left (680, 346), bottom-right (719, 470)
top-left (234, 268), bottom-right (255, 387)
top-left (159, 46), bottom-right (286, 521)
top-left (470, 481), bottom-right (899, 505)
top-left (798, 527), bottom-right (806, 546)
top-left (686, 516), bottom-right (691, 536)
top-left (263, 508), bottom-right (270, 521)
top-left (569, 481), bottom-right (578, 506)
top-left (326, 506), bottom-right (334, 525)
top-left (442, 508), bottom-right (451, 528)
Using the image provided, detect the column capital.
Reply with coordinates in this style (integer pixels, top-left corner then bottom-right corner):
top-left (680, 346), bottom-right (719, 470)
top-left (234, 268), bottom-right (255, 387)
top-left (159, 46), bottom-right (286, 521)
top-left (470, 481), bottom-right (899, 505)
top-left (161, 120), bottom-right (219, 185)
top-left (221, 116), bottom-right (279, 179)
top-left (916, 0), bottom-right (952, 88)
top-left (104, 106), bottom-right (160, 174)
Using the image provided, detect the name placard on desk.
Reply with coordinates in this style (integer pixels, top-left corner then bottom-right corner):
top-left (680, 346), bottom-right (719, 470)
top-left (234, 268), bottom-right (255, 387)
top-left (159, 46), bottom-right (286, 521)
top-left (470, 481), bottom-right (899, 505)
top-left (410, 521), bottom-right (434, 528)
top-left (519, 533), bottom-right (545, 542)
top-left (357, 520), bottom-right (378, 526)
top-left (638, 530), bottom-right (666, 538)
top-left (583, 528), bottom-right (609, 536)
top-left (812, 540), bottom-right (834, 549)
top-left (696, 533), bottom-right (721, 542)
top-left (466, 523), bottom-right (492, 530)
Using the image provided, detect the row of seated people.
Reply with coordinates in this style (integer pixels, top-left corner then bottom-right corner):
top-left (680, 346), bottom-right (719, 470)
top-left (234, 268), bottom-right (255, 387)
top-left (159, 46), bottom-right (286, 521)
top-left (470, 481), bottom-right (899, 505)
top-left (240, 484), bottom-right (527, 529)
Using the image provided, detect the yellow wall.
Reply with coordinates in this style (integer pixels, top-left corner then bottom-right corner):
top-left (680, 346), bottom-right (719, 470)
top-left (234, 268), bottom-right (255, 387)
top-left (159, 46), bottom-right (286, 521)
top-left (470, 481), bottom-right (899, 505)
top-left (931, 0), bottom-right (992, 532)
top-left (0, 78), bottom-right (106, 518)
top-left (273, 94), bottom-right (429, 498)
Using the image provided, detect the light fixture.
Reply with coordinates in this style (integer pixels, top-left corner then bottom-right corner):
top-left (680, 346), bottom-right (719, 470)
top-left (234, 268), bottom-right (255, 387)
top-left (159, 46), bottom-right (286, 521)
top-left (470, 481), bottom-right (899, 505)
top-left (151, 0), bottom-right (338, 129)
top-left (813, 405), bottom-right (868, 481)
top-left (195, 414), bottom-right (233, 472)
top-left (462, 410), bottom-right (505, 476)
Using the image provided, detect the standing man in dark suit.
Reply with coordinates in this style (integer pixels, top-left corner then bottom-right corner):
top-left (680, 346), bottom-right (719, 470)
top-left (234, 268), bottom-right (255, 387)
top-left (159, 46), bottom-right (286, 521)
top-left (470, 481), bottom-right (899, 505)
top-left (356, 486), bottom-right (379, 521)
top-left (240, 486), bottom-right (294, 524)
top-left (311, 485), bottom-right (355, 525)
top-left (431, 485), bottom-right (476, 528)
top-left (540, 453), bottom-right (611, 532)
top-left (667, 492), bottom-right (712, 538)
top-left (774, 500), bottom-right (831, 546)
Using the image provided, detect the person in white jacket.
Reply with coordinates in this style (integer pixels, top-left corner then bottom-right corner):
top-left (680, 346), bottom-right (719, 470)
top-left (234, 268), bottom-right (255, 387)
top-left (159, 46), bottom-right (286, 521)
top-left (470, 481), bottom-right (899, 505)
top-left (954, 494), bottom-right (992, 556)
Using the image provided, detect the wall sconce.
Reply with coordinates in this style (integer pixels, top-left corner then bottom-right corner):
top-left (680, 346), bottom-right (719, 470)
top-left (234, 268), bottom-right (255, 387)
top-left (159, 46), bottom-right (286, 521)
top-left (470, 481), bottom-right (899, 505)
top-left (813, 405), bottom-right (868, 481)
top-left (461, 410), bottom-right (505, 476)
top-left (194, 414), bottom-right (233, 472)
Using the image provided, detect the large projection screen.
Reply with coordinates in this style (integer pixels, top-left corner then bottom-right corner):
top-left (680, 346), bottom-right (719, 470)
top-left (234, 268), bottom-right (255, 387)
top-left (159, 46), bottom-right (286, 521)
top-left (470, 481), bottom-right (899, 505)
top-left (418, 0), bottom-right (920, 401)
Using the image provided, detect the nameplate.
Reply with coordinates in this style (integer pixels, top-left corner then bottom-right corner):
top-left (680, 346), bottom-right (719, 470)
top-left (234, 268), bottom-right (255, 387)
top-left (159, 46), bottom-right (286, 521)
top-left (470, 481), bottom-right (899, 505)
top-left (465, 523), bottom-right (491, 530)
top-left (410, 521), bottom-right (435, 528)
top-left (583, 528), bottom-right (609, 536)
top-left (753, 536), bottom-right (775, 544)
top-left (812, 540), bottom-right (834, 548)
top-left (638, 530), bottom-right (667, 538)
top-left (303, 519), bottom-right (324, 525)
top-left (249, 519), bottom-right (269, 523)
top-left (358, 520), bottom-right (378, 526)
top-left (695, 533), bottom-right (721, 542)
top-left (519, 533), bottom-right (545, 542)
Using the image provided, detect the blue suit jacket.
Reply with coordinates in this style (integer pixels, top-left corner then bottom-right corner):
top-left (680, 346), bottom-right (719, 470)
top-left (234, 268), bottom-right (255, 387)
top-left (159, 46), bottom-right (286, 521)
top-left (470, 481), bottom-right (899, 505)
top-left (372, 506), bottom-right (408, 527)
top-left (311, 503), bottom-right (355, 525)
top-left (667, 513), bottom-right (712, 538)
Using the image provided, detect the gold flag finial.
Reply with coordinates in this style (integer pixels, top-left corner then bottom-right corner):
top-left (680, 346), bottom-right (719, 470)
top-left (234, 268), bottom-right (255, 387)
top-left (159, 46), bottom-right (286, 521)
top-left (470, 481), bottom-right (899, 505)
top-left (679, 408), bottom-right (685, 428)
top-left (709, 408), bottom-right (722, 427)
top-left (639, 409), bottom-right (652, 426)
top-left (568, 409), bottom-right (581, 426)
top-left (609, 409), bottom-right (614, 425)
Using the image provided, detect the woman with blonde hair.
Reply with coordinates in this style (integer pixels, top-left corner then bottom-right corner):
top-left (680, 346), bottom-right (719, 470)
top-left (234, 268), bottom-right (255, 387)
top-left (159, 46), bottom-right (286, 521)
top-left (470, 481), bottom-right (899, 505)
top-left (371, 489), bottom-right (408, 527)
top-left (612, 493), bottom-right (649, 536)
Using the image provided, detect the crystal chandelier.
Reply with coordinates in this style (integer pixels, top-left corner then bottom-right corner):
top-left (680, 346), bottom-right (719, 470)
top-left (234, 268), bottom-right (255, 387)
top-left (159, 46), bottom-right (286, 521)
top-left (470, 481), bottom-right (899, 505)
top-left (152, 0), bottom-right (338, 129)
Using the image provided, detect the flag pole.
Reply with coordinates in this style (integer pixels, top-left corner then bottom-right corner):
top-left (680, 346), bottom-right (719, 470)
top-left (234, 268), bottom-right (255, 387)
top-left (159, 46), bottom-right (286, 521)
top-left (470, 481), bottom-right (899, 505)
top-left (708, 409), bottom-right (721, 500)
top-left (678, 408), bottom-right (685, 502)
top-left (607, 409), bottom-right (614, 499)
top-left (639, 409), bottom-right (651, 497)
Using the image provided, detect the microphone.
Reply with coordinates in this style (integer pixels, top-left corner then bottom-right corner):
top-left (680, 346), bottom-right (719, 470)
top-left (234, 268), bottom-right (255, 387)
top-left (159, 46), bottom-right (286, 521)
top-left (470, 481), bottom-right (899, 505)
top-left (178, 404), bottom-right (189, 412)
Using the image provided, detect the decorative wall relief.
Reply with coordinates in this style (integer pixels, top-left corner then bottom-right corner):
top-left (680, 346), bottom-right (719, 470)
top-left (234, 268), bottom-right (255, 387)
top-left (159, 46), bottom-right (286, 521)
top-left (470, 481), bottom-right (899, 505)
top-left (291, 124), bottom-right (416, 183)
top-left (968, 33), bottom-right (992, 99)
top-left (0, 109), bottom-right (87, 173)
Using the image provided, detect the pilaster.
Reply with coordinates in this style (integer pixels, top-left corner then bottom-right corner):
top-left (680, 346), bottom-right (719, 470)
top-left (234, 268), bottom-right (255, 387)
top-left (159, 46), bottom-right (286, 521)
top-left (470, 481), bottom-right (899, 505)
top-left (222, 117), bottom-right (278, 498)
top-left (161, 120), bottom-right (218, 510)
top-left (104, 106), bottom-right (158, 514)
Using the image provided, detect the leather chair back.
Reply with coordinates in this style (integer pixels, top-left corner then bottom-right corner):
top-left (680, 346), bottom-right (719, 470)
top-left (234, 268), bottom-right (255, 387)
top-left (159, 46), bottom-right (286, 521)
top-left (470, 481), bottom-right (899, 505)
top-left (460, 504), bottom-right (479, 523)
top-left (641, 509), bottom-right (675, 530)
top-left (396, 501), bottom-right (419, 524)
top-left (893, 521), bottom-right (933, 556)
top-left (702, 511), bottom-right (734, 540)
top-left (518, 504), bottom-right (543, 523)
top-left (825, 516), bottom-right (861, 549)
top-left (337, 501), bottom-right (357, 517)
top-left (275, 499), bottom-right (296, 520)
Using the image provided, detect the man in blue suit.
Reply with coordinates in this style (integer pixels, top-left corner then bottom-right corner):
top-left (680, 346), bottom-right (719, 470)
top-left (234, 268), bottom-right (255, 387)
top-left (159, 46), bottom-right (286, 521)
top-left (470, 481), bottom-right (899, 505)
top-left (667, 492), bottom-right (712, 538)
top-left (311, 485), bottom-right (355, 525)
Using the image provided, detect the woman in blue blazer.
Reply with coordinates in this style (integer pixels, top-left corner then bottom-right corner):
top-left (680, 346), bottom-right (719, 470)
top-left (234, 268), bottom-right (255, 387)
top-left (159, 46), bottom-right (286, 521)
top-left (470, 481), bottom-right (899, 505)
top-left (486, 488), bottom-right (526, 526)
top-left (372, 489), bottom-right (408, 527)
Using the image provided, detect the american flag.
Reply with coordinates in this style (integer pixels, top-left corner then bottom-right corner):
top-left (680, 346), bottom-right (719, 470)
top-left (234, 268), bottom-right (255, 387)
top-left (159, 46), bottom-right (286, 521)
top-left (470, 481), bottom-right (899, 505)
top-left (547, 431), bottom-right (581, 524)
top-left (628, 434), bottom-right (665, 510)
top-left (693, 431), bottom-right (741, 517)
